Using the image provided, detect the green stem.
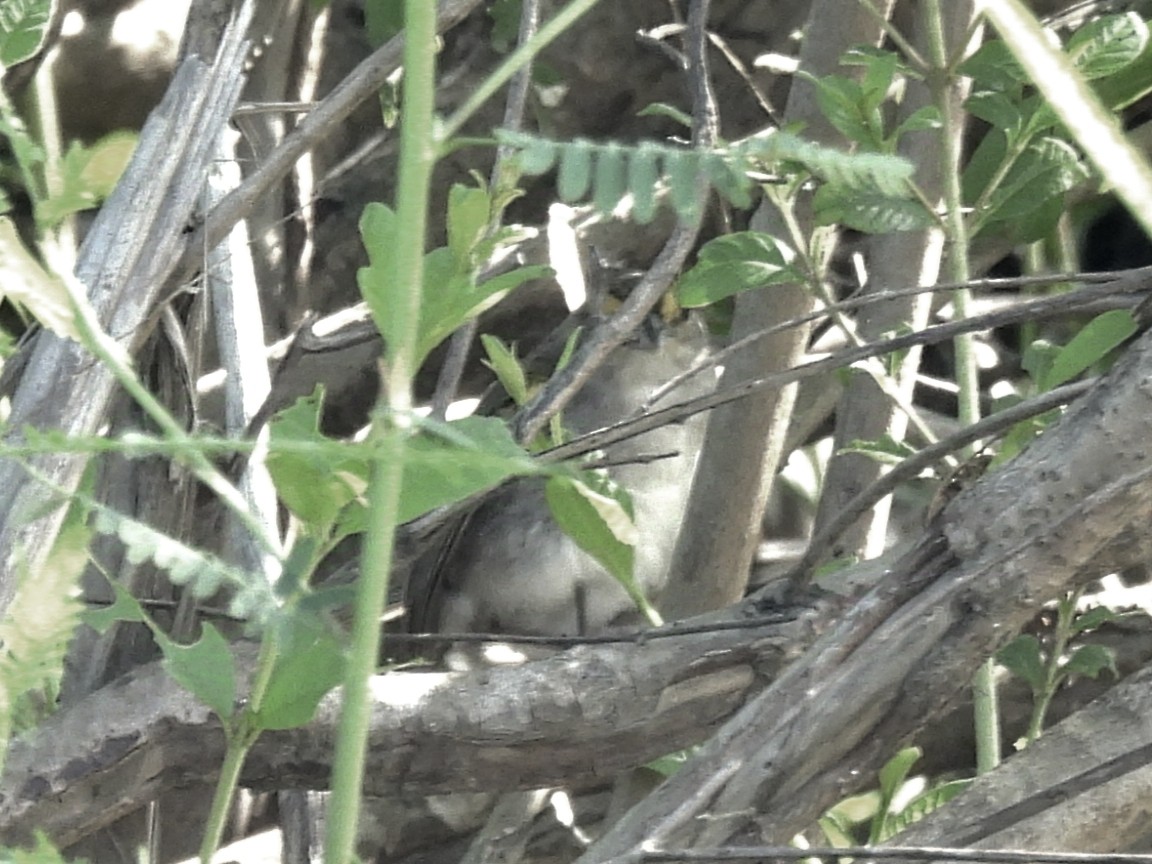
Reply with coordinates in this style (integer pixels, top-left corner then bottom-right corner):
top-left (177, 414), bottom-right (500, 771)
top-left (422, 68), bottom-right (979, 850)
top-left (1025, 591), bottom-right (1080, 744)
top-left (198, 631), bottom-right (281, 863)
top-left (198, 730), bottom-right (252, 862)
top-left (439, 0), bottom-right (604, 142)
top-left (926, 0), bottom-right (999, 774)
top-left (323, 0), bottom-right (437, 859)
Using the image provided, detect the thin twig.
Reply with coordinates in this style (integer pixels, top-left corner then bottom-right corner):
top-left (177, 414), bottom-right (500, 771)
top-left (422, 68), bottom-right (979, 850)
top-left (512, 0), bottom-right (720, 444)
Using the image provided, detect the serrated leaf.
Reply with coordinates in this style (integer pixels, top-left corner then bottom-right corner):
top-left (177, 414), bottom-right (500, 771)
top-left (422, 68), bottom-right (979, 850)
top-left (1041, 310), bottom-right (1136, 391)
top-left (1068, 12), bottom-right (1149, 81)
top-left (426, 259), bottom-right (550, 367)
top-left (813, 185), bottom-right (935, 233)
top-left (38, 133), bottom-right (136, 226)
top-left (159, 623), bottom-right (236, 720)
top-left (996, 634), bottom-right (1047, 692)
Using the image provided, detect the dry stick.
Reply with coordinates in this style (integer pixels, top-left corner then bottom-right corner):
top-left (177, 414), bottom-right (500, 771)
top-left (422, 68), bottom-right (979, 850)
top-left (617, 847), bottom-right (1152, 864)
top-left (511, 0), bottom-right (721, 445)
top-left (645, 266), bottom-right (1152, 409)
top-left (174, 0), bottom-right (485, 280)
top-left (782, 377), bottom-right (1097, 587)
top-left (543, 280), bottom-right (1149, 467)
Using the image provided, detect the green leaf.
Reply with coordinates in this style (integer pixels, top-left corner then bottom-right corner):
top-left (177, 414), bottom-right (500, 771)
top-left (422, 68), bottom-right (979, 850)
top-left (90, 505), bottom-right (261, 605)
top-left (545, 473), bottom-right (662, 625)
top-left (506, 132), bottom-right (559, 175)
top-left (159, 623), bottom-right (237, 720)
top-left (1041, 310), bottom-right (1136, 391)
top-left (0, 217), bottom-right (81, 341)
top-left (646, 748), bottom-right (695, 776)
top-left (558, 140), bottom-right (594, 202)
top-left (254, 613), bottom-right (345, 730)
top-left (480, 334), bottom-right (530, 405)
top-left (357, 201), bottom-right (403, 355)
top-left (359, 201), bottom-right (546, 370)
top-left (446, 182), bottom-right (492, 268)
top-left (877, 746), bottom-right (920, 801)
top-left (628, 143), bottom-right (662, 223)
top-left (702, 152), bottom-right (751, 210)
top-left (840, 434), bottom-right (918, 466)
top-left (870, 746), bottom-right (921, 843)
top-left (981, 137), bottom-right (1089, 227)
top-left (965, 91), bottom-right (1023, 134)
top-left (812, 185), bottom-right (935, 233)
top-left (486, 0), bottom-right (521, 53)
top-left (399, 416), bottom-right (544, 522)
top-left (266, 390), bottom-right (369, 534)
top-left (996, 634), bottom-right (1047, 693)
top-left (894, 105), bottom-right (943, 137)
top-left (677, 232), bottom-right (799, 307)
top-left (962, 128), bottom-right (1009, 206)
top-left (959, 39), bottom-right (1029, 91)
top-left (810, 74), bottom-right (876, 148)
top-left (419, 258), bottom-right (550, 366)
top-left (81, 581), bottom-right (148, 634)
top-left (363, 0), bottom-right (404, 47)
top-left (1092, 35), bottom-right (1152, 111)
top-left (39, 132), bottom-right (136, 227)
top-left (0, 0), bottom-right (51, 69)
top-left (883, 778), bottom-right (971, 838)
top-left (1071, 604), bottom-right (1120, 634)
top-left (637, 102), bottom-right (693, 128)
top-left (593, 143), bottom-right (628, 215)
top-left (664, 147), bottom-right (700, 219)
top-left (1068, 12), bottom-right (1149, 81)
top-left (1063, 643), bottom-right (1118, 680)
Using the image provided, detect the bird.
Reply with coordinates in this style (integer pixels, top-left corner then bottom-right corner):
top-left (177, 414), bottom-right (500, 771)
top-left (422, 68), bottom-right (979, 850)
top-left (404, 311), bottom-right (715, 656)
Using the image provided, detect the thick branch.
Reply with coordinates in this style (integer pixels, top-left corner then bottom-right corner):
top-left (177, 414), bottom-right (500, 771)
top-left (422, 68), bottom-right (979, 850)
top-left (0, 603), bottom-right (831, 846)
